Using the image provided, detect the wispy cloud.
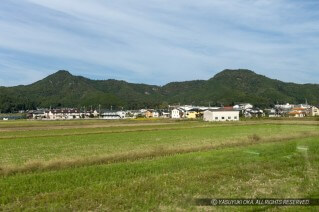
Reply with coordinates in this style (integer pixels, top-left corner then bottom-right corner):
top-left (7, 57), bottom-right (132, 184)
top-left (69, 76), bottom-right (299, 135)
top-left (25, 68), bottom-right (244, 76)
top-left (0, 0), bottom-right (318, 86)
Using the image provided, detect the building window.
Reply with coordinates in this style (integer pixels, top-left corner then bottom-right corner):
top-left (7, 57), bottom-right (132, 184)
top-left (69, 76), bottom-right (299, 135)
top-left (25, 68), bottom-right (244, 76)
top-left (234, 116), bottom-right (237, 119)
top-left (228, 116), bottom-right (231, 119)
top-left (215, 117), bottom-right (218, 120)
top-left (222, 117), bottom-right (225, 120)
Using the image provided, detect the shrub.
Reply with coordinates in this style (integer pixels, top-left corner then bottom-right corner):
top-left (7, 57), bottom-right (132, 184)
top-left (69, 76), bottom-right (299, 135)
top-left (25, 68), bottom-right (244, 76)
top-left (248, 134), bottom-right (261, 142)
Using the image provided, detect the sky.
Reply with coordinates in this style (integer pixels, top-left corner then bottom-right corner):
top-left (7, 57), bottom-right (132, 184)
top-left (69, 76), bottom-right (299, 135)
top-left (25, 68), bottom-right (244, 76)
top-left (0, 0), bottom-right (319, 86)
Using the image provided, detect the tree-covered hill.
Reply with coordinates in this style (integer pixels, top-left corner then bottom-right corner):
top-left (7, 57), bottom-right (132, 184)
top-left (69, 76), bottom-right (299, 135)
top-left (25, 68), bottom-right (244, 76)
top-left (0, 69), bottom-right (318, 112)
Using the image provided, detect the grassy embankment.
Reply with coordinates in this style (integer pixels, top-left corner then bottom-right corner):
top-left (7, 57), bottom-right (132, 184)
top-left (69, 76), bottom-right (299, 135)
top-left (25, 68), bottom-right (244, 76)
top-left (0, 119), bottom-right (318, 211)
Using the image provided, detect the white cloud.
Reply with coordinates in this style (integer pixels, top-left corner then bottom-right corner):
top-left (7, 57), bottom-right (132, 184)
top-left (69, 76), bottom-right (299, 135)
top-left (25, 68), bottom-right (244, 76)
top-left (0, 0), bottom-right (318, 86)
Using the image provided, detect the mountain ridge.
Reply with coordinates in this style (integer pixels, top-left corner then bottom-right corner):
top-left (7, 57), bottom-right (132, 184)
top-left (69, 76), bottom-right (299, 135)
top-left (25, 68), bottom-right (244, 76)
top-left (0, 69), bottom-right (318, 112)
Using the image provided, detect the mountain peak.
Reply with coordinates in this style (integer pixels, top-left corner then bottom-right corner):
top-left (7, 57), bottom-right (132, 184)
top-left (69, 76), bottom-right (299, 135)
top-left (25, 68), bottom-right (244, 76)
top-left (43, 70), bottom-right (74, 81)
top-left (53, 70), bottom-right (72, 76)
top-left (33, 70), bottom-right (76, 87)
top-left (214, 69), bottom-right (255, 77)
top-left (211, 69), bottom-right (259, 80)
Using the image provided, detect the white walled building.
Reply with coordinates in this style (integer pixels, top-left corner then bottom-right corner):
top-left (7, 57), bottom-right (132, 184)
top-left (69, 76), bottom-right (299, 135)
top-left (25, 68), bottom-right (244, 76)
top-left (171, 109), bottom-right (181, 119)
top-left (153, 111), bottom-right (159, 118)
top-left (310, 106), bottom-right (319, 116)
top-left (117, 111), bottom-right (126, 119)
top-left (101, 111), bottom-right (125, 119)
top-left (93, 110), bottom-right (99, 117)
top-left (203, 109), bottom-right (240, 122)
top-left (45, 109), bottom-right (81, 120)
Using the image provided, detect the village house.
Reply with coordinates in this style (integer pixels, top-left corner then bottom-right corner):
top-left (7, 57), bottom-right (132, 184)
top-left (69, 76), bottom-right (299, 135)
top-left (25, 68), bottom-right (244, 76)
top-left (171, 109), bottom-right (182, 119)
top-left (232, 103), bottom-right (264, 118)
top-left (101, 110), bottom-right (125, 119)
top-left (145, 110), bottom-right (153, 118)
top-left (185, 110), bottom-right (198, 119)
top-left (274, 103), bottom-right (294, 116)
top-left (126, 110), bottom-right (142, 118)
top-left (29, 110), bottom-right (46, 119)
top-left (160, 110), bottom-right (170, 118)
top-left (145, 110), bottom-right (159, 118)
top-left (92, 110), bottom-right (99, 117)
top-left (117, 111), bottom-right (126, 118)
top-left (45, 109), bottom-right (81, 120)
top-left (289, 107), bottom-right (306, 118)
top-left (153, 111), bottom-right (159, 118)
top-left (203, 109), bottom-right (240, 122)
top-left (243, 108), bottom-right (264, 118)
top-left (310, 106), bottom-right (319, 116)
top-left (265, 108), bottom-right (280, 118)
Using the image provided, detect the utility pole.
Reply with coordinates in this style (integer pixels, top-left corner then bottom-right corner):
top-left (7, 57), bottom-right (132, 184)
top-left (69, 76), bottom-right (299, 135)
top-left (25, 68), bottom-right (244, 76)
top-left (99, 104), bottom-right (101, 119)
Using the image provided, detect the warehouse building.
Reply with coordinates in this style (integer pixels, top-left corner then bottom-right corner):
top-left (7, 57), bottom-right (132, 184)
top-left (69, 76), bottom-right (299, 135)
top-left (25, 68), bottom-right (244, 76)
top-left (203, 109), bottom-right (240, 122)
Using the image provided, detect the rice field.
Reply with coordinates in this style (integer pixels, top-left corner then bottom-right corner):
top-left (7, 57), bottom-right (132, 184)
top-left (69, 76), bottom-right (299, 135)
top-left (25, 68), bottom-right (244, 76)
top-left (0, 119), bottom-right (318, 211)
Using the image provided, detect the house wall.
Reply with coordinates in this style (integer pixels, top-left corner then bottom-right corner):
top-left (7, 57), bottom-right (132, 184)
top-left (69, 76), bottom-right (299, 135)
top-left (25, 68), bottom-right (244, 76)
top-left (310, 107), bottom-right (319, 116)
top-left (171, 109), bottom-right (180, 119)
top-left (186, 111), bottom-right (197, 119)
top-left (116, 111), bottom-right (126, 118)
top-left (204, 111), bottom-right (239, 122)
top-left (203, 111), bottom-right (214, 121)
top-left (101, 116), bottom-right (121, 120)
top-left (145, 111), bottom-right (152, 118)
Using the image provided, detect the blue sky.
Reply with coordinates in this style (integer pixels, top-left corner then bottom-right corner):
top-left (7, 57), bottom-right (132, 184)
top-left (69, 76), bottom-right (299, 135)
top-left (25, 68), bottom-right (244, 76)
top-left (0, 0), bottom-right (319, 86)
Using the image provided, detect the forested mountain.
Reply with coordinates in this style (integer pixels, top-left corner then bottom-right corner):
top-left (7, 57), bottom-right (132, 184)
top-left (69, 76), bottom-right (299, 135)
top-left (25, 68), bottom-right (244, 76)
top-left (0, 69), bottom-right (318, 112)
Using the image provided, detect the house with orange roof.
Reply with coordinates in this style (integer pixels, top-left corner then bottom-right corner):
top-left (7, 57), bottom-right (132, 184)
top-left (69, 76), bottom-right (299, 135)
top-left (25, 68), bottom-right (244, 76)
top-left (289, 107), bottom-right (306, 118)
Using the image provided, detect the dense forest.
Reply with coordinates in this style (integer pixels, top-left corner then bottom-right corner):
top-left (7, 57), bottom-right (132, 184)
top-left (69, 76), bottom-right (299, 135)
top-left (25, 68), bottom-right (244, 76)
top-left (0, 69), bottom-right (318, 112)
